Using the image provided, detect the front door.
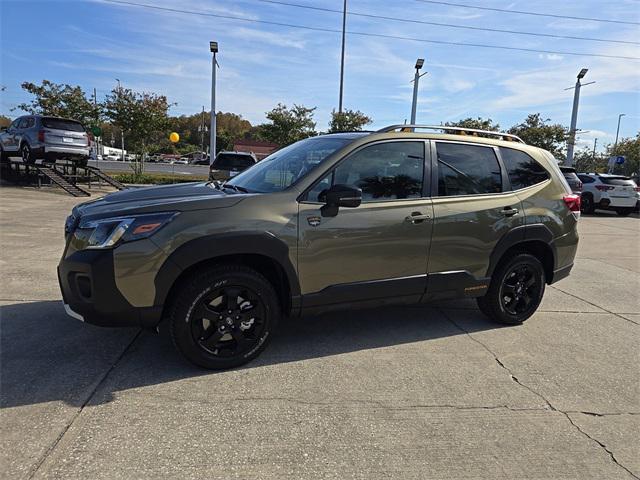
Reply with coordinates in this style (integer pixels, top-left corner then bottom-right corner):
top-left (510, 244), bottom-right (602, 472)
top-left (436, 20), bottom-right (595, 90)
top-left (297, 140), bottom-right (433, 308)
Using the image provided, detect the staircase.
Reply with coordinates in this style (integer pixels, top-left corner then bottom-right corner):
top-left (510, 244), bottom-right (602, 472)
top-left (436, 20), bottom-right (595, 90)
top-left (35, 166), bottom-right (90, 197)
top-left (85, 165), bottom-right (126, 190)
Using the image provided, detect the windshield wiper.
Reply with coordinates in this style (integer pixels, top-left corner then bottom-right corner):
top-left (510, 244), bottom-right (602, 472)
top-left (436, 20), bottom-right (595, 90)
top-left (222, 183), bottom-right (250, 193)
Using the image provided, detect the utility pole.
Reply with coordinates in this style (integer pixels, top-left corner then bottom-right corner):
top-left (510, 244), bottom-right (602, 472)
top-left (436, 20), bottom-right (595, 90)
top-left (410, 58), bottom-right (426, 125)
top-left (338, 0), bottom-right (347, 113)
top-left (116, 78), bottom-right (125, 161)
top-left (613, 113), bottom-right (626, 154)
top-left (565, 68), bottom-right (594, 166)
top-left (592, 138), bottom-right (597, 161)
top-left (93, 87), bottom-right (99, 158)
top-left (200, 106), bottom-right (206, 155)
top-left (210, 42), bottom-right (218, 164)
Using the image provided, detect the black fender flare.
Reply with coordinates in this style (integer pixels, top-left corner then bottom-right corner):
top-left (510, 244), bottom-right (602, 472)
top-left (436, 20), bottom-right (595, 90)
top-left (153, 231), bottom-right (300, 311)
top-left (487, 224), bottom-right (556, 278)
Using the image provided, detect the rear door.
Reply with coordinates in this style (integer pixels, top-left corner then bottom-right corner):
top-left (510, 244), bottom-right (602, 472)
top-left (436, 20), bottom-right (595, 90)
top-left (426, 141), bottom-right (525, 299)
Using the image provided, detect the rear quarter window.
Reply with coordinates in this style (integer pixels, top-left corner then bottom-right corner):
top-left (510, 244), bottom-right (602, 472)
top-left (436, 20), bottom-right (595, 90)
top-left (500, 148), bottom-right (550, 190)
top-left (214, 154), bottom-right (255, 169)
top-left (599, 177), bottom-right (635, 186)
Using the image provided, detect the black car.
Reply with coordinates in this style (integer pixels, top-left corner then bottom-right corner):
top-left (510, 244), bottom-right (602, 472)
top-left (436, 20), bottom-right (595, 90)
top-left (560, 166), bottom-right (582, 194)
top-left (209, 151), bottom-right (258, 181)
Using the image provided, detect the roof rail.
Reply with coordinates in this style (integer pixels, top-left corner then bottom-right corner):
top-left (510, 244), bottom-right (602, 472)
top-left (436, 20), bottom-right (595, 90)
top-left (377, 124), bottom-right (525, 144)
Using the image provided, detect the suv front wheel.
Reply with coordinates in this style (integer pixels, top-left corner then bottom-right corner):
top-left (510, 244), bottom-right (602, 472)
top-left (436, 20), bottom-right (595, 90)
top-left (477, 253), bottom-right (545, 325)
top-left (169, 265), bottom-right (279, 369)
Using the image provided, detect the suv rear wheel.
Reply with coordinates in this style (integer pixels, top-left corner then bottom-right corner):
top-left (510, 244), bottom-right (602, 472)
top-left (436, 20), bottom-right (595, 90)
top-left (477, 253), bottom-right (545, 325)
top-left (21, 143), bottom-right (34, 164)
top-left (169, 265), bottom-right (279, 369)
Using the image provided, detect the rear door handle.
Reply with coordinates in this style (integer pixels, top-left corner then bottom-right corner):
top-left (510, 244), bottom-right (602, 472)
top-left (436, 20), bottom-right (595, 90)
top-left (405, 212), bottom-right (431, 223)
top-left (500, 207), bottom-right (519, 216)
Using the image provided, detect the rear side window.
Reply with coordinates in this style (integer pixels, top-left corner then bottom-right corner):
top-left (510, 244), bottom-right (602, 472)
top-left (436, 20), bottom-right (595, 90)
top-left (214, 154), bottom-right (255, 170)
top-left (42, 118), bottom-right (85, 132)
top-left (599, 176), bottom-right (635, 186)
top-left (562, 170), bottom-right (580, 182)
top-left (500, 148), bottom-right (550, 190)
top-left (578, 175), bottom-right (595, 183)
top-left (436, 142), bottom-right (502, 196)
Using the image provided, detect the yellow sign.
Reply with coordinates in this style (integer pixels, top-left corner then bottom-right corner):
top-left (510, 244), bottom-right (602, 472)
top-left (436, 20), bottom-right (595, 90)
top-left (169, 132), bottom-right (180, 143)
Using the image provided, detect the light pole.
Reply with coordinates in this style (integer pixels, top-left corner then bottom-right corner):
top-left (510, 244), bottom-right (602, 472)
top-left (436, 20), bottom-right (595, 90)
top-left (210, 41), bottom-right (218, 164)
top-left (565, 68), bottom-right (594, 166)
top-left (613, 113), bottom-right (626, 154)
top-left (338, 0), bottom-right (347, 113)
top-left (115, 78), bottom-right (125, 162)
top-left (410, 58), bottom-right (426, 125)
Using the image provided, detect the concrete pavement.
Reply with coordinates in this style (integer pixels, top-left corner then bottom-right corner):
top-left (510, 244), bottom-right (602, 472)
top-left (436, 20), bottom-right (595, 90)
top-left (1, 186), bottom-right (638, 479)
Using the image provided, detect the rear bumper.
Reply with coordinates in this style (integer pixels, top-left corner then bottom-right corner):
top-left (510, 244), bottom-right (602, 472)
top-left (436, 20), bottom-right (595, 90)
top-left (598, 195), bottom-right (636, 208)
top-left (45, 145), bottom-right (90, 157)
top-left (58, 248), bottom-right (162, 328)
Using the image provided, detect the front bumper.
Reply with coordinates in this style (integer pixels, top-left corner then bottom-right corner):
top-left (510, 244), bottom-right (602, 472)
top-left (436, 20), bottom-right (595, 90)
top-left (58, 248), bottom-right (162, 328)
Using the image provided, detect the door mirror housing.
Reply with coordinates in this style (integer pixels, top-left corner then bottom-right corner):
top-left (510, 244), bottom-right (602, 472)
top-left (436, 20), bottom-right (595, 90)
top-left (320, 184), bottom-right (362, 217)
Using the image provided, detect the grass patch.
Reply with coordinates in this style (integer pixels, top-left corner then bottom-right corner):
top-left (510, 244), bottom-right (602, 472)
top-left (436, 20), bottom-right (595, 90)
top-left (107, 172), bottom-right (208, 185)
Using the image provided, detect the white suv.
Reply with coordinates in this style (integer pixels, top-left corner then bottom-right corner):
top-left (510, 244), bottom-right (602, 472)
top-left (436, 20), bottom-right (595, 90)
top-left (578, 173), bottom-right (638, 216)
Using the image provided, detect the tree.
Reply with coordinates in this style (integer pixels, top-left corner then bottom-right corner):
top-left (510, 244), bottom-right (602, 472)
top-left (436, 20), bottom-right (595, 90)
top-left (572, 147), bottom-right (607, 174)
top-left (445, 117), bottom-right (500, 132)
top-left (104, 87), bottom-right (172, 175)
top-left (608, 134), bottom-right (640, 176)
top-left (15, 80), bottom-right (100, 126)
top-left (328, 109), bottom-right (372, 132)
top-left (0, 115), bottom-right (11, 128)
top-left (508, 114), bottom-right (568, 159)
top-left (260, 103), bottom-right (316, 147)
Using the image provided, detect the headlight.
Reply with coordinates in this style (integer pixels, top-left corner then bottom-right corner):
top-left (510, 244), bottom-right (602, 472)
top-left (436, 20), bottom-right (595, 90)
top-left (74, 212), bottom-right (178, 249)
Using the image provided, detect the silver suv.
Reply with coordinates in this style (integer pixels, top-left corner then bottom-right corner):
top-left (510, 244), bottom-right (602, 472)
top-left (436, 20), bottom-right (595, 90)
top-left (0, 115), bottom-right (90, 165)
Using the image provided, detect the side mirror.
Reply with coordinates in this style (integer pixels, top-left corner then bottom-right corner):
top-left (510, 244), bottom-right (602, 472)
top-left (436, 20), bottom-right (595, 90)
top-left (320, 184), bottom-right (362, 217)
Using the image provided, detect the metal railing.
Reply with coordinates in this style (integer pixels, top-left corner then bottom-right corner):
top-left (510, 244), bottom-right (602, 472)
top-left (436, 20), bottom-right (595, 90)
top-left (377, 124), bottom-right (525, 144)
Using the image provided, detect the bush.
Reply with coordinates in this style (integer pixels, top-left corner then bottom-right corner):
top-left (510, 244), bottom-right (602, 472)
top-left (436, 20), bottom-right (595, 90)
top-left (108, 172), bottom-right (208, 185)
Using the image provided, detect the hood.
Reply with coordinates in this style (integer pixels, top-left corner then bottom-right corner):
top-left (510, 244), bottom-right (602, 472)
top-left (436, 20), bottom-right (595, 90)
top-left (75, 182), bottom-right (247, 218)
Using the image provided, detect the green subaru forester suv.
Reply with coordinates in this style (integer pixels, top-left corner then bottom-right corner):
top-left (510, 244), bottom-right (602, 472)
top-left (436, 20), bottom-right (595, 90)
top-left (59, 125), bottom-right (580, 369)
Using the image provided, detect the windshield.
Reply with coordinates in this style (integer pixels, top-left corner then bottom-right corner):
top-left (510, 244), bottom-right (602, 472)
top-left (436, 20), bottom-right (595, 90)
top-left (226, 136), bottom-right (354, 193)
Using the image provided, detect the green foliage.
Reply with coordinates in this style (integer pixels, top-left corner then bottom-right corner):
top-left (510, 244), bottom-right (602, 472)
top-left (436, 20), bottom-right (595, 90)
top-left (445, 117), bottom-right (500, 131)
top-left (508, 114), bottom-right (568, 159)
top-left (608, 134), bottom-right (640, 176)
top-left (15, 80), bottom-right (100, 126)
top-left (328, 109), bottom-right (372, 133)
top-left (109, 172), bottom-right (207, 185)
top-left (572, 147), bottom-right (608, 173)
top-left (260, 103), bottom-right (316, 147)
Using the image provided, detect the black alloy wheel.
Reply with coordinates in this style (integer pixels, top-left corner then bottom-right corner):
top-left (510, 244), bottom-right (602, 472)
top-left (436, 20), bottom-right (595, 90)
top-left (477, 253), bottom-right (545, 325)
top-left (581, 194), bottom-right (595, 214)
top-left (170, 265), bottom-right (279, 369)
top-left (21, 143), bottom-right (33, 164)
top-left (190, 285), bottom-right (267, 358)
top-left (499, 264), bottom-right (541, 316)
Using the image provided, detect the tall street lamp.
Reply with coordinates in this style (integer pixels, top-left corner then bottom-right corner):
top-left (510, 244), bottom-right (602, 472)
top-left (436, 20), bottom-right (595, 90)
top-left (210, 41), bottom-right (218, 164)
top-left (338, 0), bottom-right (347, 113)
top-left (565, 68), bottom-right (594, 166)
top-left (613, 113), bottom-right (626, 154)
top-left (410, 58), bottom-right (426, 125)
top-left (115, 78), bottom-right (125, 162)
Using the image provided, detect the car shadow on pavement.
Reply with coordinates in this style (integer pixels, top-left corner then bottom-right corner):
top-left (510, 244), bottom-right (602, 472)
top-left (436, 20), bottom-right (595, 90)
top-left (0, 299), bottom-right (504, 409)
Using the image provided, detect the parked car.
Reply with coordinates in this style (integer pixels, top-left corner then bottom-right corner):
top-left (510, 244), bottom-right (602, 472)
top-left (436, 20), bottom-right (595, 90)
top-left (577, 173), bottom-right (638, 216)
top-left (104, 154), bottom-right (119, 161)
top-left (59, 125), bottom-right (579, 369)
top-left (209, 151), bottom-right (258, 181)
top-left (172, 158), bottom-right (189, 165)
top-left (559, 166), bottom-right (582, 194)
top-left (0, 115), bottom-right (89, 165)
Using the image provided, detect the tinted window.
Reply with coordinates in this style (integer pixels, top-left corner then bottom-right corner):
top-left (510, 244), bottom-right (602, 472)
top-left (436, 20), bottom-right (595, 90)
top-left (599, 176), bottom-right (636, 186)
top-left (437, 142), bottom-right (501, 196)
top-left (17, 118), bottom-right (29, 128)
top-left (10, 119), bottom-right (20, 129)
top-left (42, 118), bottom-right (85, 132)
top-left (500, 148), bottom-right (550, 190)
top-left (578, 174), bottom-right (595, 183)
top-left (562, 171), bottom-right (580, 182)
top-left (227, 136), bottom-right (353, 193)
top-left (308, 142), bottom-right (424, 202)
top-left (213, 154), bottom-right (255, 170)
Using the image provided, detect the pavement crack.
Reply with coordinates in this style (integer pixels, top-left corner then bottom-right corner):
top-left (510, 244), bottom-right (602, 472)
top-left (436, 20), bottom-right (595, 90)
top-left (440, 309), bottom-right (639, 479)
top-left (550, 285), bottom-right (639, 326)
top-left (26, 330), bottom-right (142, 480)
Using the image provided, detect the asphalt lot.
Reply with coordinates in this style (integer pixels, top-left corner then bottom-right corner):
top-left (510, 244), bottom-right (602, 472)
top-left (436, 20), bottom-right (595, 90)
top-left (1, 185), bottom-right (638, 480)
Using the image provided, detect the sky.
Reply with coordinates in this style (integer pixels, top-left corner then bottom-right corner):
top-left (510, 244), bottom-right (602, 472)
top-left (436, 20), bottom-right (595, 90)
top-left (1, 0), bottom-right (639, 152)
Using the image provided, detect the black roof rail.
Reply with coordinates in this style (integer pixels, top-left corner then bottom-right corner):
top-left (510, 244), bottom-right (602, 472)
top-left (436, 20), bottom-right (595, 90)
top-left (377, 124), bottom-right (525, 144)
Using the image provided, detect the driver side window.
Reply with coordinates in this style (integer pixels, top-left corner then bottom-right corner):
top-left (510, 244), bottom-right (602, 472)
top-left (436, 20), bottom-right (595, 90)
top-left (307, 141), bottom-right (425, 202)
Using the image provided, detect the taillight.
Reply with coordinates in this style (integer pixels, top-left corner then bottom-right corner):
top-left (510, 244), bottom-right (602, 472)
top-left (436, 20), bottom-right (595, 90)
top-left (595, 185), bottom-right (614, 191)
top-left (634, 187), bottom-right (640, 192)
top-left (563, 194), bottom-right (581, 215)
top-left (38, 130), bottom-right (45, 142)
top-left (576, 181), bottom-right (583, 191)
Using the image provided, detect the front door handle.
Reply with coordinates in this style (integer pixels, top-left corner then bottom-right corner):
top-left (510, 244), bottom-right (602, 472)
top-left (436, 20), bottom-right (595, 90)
top-left (500, 207), bottom-right (519, 216)
top-left (405, 211), bottom-right (431, 223)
